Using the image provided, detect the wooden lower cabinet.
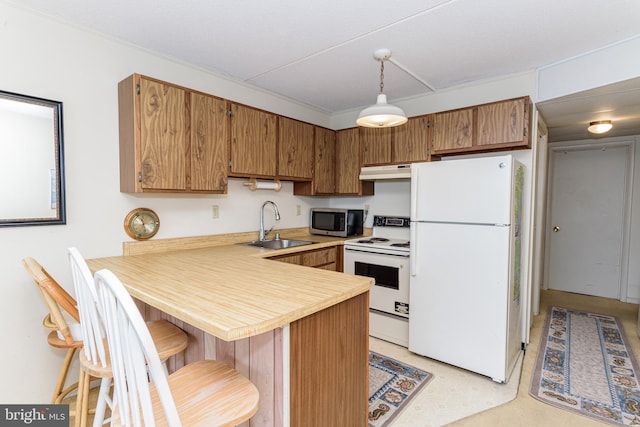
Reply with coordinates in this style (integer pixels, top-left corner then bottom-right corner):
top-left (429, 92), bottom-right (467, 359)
top-left (289, 292), bottom-right (369, 426)
top-left (270, 246), bottom-right (343, 271)
top-left (136, 291), bottom-right (369, 426)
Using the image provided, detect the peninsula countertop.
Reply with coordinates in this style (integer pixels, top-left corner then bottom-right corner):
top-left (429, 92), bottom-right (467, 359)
top-left (86, 236), bottom-right (373, 341)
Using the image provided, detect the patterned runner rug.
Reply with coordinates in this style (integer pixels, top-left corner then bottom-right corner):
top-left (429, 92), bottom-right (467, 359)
top-left (530, 306), bottom-right (640, 425)
top-left (369, 351), bottom-right (433, 427)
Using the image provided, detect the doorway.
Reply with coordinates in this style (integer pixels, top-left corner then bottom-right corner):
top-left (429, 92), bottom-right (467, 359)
top-left (544, 140), bottom-right (633, 299)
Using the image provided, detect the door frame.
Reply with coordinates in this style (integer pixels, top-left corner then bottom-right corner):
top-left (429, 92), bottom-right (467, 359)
top-left (543, 137), bottom-right (635, 301)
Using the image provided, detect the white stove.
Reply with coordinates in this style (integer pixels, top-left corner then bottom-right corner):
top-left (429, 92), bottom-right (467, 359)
top-left (343, 215), bottom-right (410, 347)
top-left (344, 216), bottom-right (410, 253)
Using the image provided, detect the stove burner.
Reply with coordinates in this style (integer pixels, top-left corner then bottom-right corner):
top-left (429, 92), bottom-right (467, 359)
top-left (357, 237), bottom-right (390, 244)
top-left (390, 242), bottom-right (410, 248)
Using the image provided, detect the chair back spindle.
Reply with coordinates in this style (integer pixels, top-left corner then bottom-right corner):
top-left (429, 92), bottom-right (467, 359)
top-left (68, 248), bottom-right (108, 369)
top-left (95, 269), bottom-right (181, 426)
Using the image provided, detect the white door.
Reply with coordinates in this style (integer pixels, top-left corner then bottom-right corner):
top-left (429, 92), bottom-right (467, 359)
top-left (547, 145), bottom-right (628, 298)
top-left (409, 222), bottom-right (517, 382)
top-left (411, 155), bottom-right (513, 224)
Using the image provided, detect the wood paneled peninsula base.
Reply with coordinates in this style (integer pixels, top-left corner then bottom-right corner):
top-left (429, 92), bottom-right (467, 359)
top-left (87, 236), bottom-right (372, 426)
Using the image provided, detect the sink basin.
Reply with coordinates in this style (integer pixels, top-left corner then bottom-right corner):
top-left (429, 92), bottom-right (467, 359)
top-left (246, 239), bottom-right (315, 250)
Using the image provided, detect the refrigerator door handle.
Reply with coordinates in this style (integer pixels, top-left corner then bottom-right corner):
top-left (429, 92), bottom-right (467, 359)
top-left (410, 167), bottom-right (419, 220)
top-left (410, 223), bottom-right (417, 276)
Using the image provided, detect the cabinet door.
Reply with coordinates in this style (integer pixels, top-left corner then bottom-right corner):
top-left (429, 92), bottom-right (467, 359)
top-left (335, 128), bottom-right (374, 196)
top-left (278, 117), bottom-right (314, 180)
top-left (431, 108), bottom-right (473, 154)
top-left (313, 127), bottom-right (336, 194)
top-left (393, 115), bottom-right (431, 163)
top-left (190, 93), bottom-right (229, 191)
top-left (477, 97), bottom-right (527, 147)
top-left (300, 247), bottom-right (337, 270)
top-left (335, 128), bottom-right (361, 195)
top-left (230, 103), bottom-right (277, 177)
top-left (139, 78), bottom-right (187, 190)
top-left (361, 127), bottom-right (392, 166)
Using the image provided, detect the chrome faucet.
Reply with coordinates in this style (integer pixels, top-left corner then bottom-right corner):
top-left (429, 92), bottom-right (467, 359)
top-left (259, 201), bottom-right (281, 241)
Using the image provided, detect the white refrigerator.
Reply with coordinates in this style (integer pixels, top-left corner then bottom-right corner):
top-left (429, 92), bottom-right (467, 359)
top-left (409, 154), bottom-right (524, 383)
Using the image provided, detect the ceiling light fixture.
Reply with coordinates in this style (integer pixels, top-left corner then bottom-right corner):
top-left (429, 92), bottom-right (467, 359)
top-left (356, 49), bottom-right (408, 128)
top-left (587, 120), bottom-right (613, 134)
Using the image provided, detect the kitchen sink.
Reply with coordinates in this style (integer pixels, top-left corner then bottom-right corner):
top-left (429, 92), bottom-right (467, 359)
top-left (245, 239), bottom-right (315, 250)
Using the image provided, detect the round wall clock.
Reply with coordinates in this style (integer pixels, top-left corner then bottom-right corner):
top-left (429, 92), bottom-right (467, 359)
top-left (124, 208), bottom-right (160, 240)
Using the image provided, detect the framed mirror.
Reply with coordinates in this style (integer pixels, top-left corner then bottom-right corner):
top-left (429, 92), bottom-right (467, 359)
top-left (0, 90), bottom-right (65, 226)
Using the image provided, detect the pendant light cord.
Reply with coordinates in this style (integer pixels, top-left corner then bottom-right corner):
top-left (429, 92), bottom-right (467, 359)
top-left (379, 60), bottom-right (385, 94)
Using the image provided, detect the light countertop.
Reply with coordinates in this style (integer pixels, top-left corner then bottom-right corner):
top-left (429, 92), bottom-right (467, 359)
top-left (87, 235), bottom-right (373, 341)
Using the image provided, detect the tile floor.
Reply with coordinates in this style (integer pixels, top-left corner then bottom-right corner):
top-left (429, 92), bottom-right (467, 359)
top-left (374, 289), bottom-right (640, 426)
top-left (370, 337), bottom-right (522, 426)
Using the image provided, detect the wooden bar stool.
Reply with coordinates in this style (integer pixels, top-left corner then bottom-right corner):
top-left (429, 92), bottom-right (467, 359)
top-left (22, 257), bottom-right (84, 407)
top-left (95, 268), bottom-right (260, 426)
top-left (68, 247), bottom-right (189, 427)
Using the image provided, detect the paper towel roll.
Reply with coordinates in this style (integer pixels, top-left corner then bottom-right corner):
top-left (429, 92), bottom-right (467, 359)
top-left (243, 178), bottom-right (282, 191)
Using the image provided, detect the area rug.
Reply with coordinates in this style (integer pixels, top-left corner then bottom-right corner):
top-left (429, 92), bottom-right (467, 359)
top-left (369, 351), bottom-right (433, 427)
top-left (530, 306), bottom-right (640, 425)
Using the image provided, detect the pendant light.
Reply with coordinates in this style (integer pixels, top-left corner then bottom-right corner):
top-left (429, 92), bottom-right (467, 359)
top-left (587, 120), bottom-right (613, 134)
top-left (357, 49), bottom-right (408, 128)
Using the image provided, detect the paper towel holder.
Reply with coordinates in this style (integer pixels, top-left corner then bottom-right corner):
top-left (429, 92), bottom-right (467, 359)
top-left (243, 178), bottom-right (282, 191)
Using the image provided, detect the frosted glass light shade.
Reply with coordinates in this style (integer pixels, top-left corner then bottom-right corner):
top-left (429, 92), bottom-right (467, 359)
top-left (587, 120), bottom-right (613, 134)
top-left (356, 94), bottom-right (408, 128)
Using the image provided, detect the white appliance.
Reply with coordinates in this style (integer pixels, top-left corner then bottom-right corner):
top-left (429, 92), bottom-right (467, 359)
top-left (409, 155), bottom-right (524, 383)
top-left (344, 216), bottom-right (410, 347)
top-left (359, 164), bottom-right (411, 180)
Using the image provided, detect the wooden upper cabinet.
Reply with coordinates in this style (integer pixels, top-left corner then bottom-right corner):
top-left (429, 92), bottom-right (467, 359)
top-left (361, 127), bottom-right (392, 166)
top-left (360, 116), bottom-right (432, 166)
top-left (190, 92), bottom-right (229, 192)
top-left (335, 128), bottom-right (373, 196)
top-left (431, 108), bottom-right (474, 154)
top-left (139, 77), bottom-right (187, 190)
top-left (118, 74), bottom-right (227, 193)
top-left (293, 126), bottom-right (336, 196)
top-left (431, 96), bottom-right (531, 156)
top-left (312, 127), bottom-right (336, 194)
top-left (278, 117), bottom-right (314, 180)
top-left (477, 97), bottom-right (529, 148)
top-left (229, 103), bottom-right (278, 177)
top-left (393, 115), bottom-right (431, 163)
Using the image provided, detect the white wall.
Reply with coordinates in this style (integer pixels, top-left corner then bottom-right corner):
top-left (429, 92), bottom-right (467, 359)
top-left (0, 2), bottom-right (540, 402)
top-left (537, 35), bottom-right (640, 102)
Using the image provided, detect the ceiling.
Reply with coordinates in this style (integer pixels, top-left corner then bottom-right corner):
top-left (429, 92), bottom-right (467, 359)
top-left (11, 0), bottom-right (640, 140)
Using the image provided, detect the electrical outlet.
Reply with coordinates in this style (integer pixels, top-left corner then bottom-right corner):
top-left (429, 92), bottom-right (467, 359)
top-left (296, 205), bottom-right (301, 216)
top-left (364, 204), bottom-right (370, 213)
top-left (211, 205), bottom-right (219, 219)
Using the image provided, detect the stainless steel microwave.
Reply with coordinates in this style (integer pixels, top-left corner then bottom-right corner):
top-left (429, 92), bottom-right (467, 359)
top-left (309, 208), bottom-right (364, 237)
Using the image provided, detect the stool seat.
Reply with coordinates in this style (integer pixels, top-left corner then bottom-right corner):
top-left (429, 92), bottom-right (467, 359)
top-left (47, 330), bottom-right (83, 349)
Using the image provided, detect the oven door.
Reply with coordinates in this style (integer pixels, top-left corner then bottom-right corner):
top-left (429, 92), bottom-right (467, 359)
top-left (343, 247), bottom-right (410, 318)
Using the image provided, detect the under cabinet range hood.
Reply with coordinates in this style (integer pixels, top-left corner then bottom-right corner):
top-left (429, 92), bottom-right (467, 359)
top-left (359, 164), bottom-right (412, 180)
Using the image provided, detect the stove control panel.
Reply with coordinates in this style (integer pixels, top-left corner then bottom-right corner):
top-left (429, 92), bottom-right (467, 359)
top-left (373, 215), bottom-right (410, 228)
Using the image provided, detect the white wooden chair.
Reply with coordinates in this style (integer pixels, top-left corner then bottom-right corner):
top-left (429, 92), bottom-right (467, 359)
top-left (68, 247), bottom-right (189, 427)
top-left (94, 268), bottom-right (260, 426)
